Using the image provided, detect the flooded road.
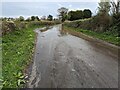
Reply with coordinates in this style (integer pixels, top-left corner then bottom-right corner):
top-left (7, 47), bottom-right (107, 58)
top-left (27, 25), bottom-right (118, 88)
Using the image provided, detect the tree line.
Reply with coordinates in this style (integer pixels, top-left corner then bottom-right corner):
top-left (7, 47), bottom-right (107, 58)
top-left (68, 9), bottom-right (92, 21)
top-left (60, 0), bottom-right (120, 34)
top-left (58, 7), bottom-right (92, 22)
top-left (1, 15), bottom-right (54, 22)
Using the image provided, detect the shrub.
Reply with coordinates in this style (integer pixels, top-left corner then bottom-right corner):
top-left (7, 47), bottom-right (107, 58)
top-left (2, 21), bottom-right (28, 35)
top-left (112, 13), bottom-right (120, 25)
top-left (83, 9), bottom-right (92, 18)
top-left (2, 21), bottom-right (16, 35)
top-left (64, 14), bottom-right (111, 33)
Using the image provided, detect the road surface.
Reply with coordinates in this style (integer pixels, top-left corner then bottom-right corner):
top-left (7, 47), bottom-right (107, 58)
top-left (27, 25), bottom-right (118, 88)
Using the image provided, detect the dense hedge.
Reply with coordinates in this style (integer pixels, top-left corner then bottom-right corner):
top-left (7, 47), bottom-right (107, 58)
top-left (2, 21), bottom-right (27, 35)
top-left (64, 19), bottom-right (96, 31)
top-left (2, 21), bottom-right (16, 35)
top-left (2, 21), bottom-right (61, 35)
top-left (64, 14), bottom-right (119, 33)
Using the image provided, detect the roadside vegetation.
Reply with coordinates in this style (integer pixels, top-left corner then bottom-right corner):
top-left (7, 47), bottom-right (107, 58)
top-left (1, 0), bottom-right (120, 88)
top-left (2, 25), bottom-right (37, 88)
top-left (63, 25), bottom-right (119, 45)
top-left (1, 18), bottom-right (60, 88)
top-left (57, 0), bottom-right (120, 46)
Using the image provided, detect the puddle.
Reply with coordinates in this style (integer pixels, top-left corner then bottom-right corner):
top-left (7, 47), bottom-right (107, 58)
top-left (40, 29), bottom-right (48, 32)
top-left (40, 26), bottom-right (53, 32)
top-left (71, 68), bottom-right (76, 72)
top-left (28, 24), bottom-right (118, 88)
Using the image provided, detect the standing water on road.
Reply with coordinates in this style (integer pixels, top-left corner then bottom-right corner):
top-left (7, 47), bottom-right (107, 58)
top-left (27, 25), bottom-right (118, 88)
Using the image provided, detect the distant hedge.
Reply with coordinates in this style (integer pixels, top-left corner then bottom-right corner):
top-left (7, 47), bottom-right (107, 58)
top-left (2, 21), bottom-right (17, 35)
top-left (2, 21), bottom-right (61, 35)
top-left (2, 21), bottom-right (27, 35)
top-left (64, 13), bottom-right (120, 38)
top-left (64, 15), bottom-right (111, 33)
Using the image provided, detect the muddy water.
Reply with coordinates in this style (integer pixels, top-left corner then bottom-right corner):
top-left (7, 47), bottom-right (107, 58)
top-left (27, 25), bottom-right (118, 88)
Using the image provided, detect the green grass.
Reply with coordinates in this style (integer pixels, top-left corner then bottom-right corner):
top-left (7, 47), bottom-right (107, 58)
top-left (2, 25), bottom-right (44, 88)
top-left (64, 26), bottom-right (120, 46)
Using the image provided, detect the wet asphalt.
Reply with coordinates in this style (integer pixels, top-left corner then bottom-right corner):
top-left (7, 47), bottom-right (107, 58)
top-left (27, 25), bottom-right (118, 88)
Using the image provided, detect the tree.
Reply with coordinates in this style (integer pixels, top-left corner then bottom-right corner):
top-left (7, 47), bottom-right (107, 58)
top-left (95, 0), bottom-right (111, 32)
top-left (2, 17), bottom-right (7, 21)
top-left (68, 10), bottom-right (83, 21)
top-left (19, 16), bottom-right (24, 21)
top-left (76, 10), bottom-right (83, 19)
top-left (47, 15), bottom-right (53, 21)
top-left (67, 9), bottom-right (92, 21)
top-left (110, 0), bottom-right (120, 35)
top-left (36, 16), bottom-right (40, 21)
top-left (68, 11), bottom-right (74, 21)
top-left (58, 7), bottom-right (68, 22)
top-left (111, 0), bottom-right (120, 14)
top-left (26, 17), bottom-right (31, 22)
top-left (83, 9), bottom-right (92, 18)
top-left (31, 16), bottom-right (36, 21)
top-left (98, 0), bottom-right (111, 15)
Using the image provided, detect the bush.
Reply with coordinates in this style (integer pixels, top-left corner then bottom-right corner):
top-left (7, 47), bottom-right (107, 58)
top-left (2, 20), bottom-right (61, 35)
top-left (2, 21), bottom-right (16, 35)
top-left (112, 13), bottom-right (120, 25)
top-left (83, 9), bottom-right (92, 18)
top-left (2, 21), bottom-right (28, 35)
top-left (65, 13), bottom-right (111, 33)
top-left (111, 13), bottom-right (120, 37)
top-left (64, 19), bottom-right (92, 30)
top-left (92, 14), bottom-right (111, 32)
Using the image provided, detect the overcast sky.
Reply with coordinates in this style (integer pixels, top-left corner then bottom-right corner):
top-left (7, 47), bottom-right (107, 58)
top-left (2, 1), bottom-right (99, 18)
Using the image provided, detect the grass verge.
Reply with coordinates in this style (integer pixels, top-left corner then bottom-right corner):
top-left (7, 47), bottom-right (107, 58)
top-left (2, 25), bottom-right (44, 88)
top-left (63, 25), bottom-right (120, 46)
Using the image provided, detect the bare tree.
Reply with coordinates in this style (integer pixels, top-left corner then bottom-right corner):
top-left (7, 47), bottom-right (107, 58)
top-left (111, 0), bottom-right (120, 14)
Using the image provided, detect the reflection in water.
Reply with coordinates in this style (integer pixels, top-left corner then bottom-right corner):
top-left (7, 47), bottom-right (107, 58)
top-left (59, 24), bottom-right (85, 38)
top-left (40, 26), bottom-right (53, 32)
top-left (59, 24), bottom-right (69, 36)
top-left (40, 29), bottom-right (48, 32)
top-left (29, 25), bottom-right (118, 88)
top-left (60, 25), bottom-right (119, 58)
